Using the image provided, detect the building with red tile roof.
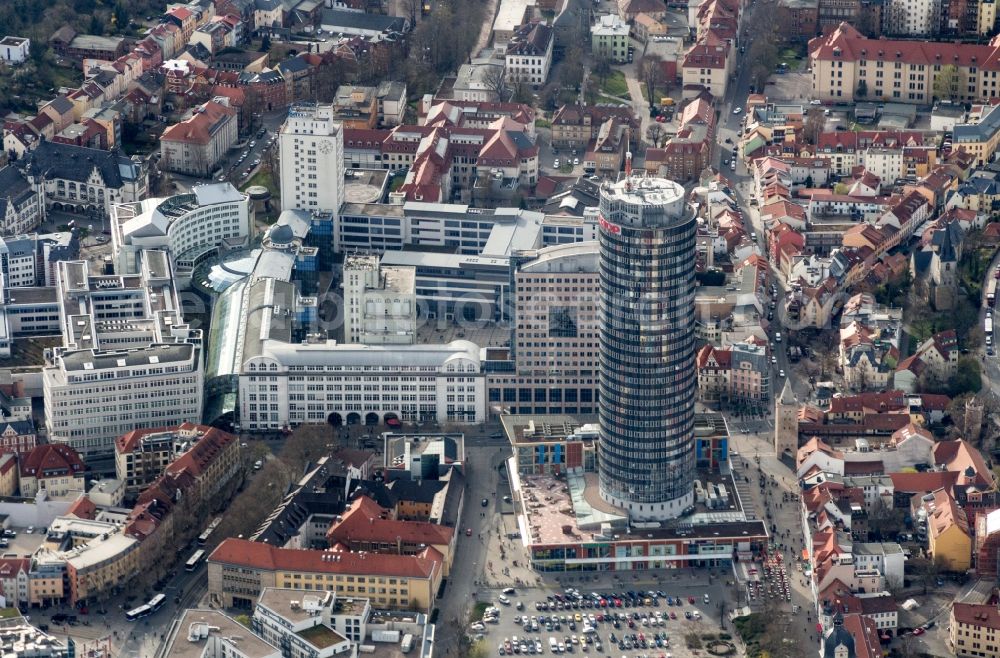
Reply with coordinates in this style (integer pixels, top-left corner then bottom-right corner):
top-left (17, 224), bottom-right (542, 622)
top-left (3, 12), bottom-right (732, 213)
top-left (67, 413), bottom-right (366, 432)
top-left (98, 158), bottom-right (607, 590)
top-left (934, 439), bottom-right (995, 492)
top-left (345, 120), bottom-right (540, 203)
top-left (208, 537), bottom-right (444, 611)
top-left (0, 557), bottom-right (30, 608)
top-left (809, 22), bottom-right (1000, 104)
top-left (18, 444), bottom-right (85, 498)
top-left (325, 495), bottom-right (456, 574)
top-left (923, 487), bottom-right (972, 571)
top-left (160, 99), bottom-right (238, 177)
top-left (951, 601), bottom-right (1000, 655)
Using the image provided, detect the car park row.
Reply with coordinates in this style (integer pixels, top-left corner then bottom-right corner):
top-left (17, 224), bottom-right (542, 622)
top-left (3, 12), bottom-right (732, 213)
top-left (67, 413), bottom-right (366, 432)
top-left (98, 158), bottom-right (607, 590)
top-left (476, 587), bottom-right (709, 656)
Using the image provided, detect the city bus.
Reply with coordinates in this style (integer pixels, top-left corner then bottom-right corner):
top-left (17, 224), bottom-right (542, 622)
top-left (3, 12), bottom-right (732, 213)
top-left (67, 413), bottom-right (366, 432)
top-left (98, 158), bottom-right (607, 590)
top-left (147, 593), bottom-right (166, 612)
top-left (125, 604), bottom-right (151, 621)
top-left (185, 549), bottom-right (206, 572)
top-left (197, 517), bottom-right (222, 546)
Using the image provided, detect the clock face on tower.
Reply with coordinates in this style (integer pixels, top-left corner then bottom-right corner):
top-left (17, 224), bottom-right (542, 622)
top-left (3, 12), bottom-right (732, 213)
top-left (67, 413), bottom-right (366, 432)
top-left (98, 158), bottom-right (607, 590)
top-left (318, 140), bottom-right (334, 154)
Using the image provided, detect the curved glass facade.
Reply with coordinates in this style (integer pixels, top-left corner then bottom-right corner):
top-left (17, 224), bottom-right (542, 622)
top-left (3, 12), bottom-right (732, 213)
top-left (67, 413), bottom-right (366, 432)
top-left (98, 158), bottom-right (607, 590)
top-left (597, 177), bottom-right (697, 520)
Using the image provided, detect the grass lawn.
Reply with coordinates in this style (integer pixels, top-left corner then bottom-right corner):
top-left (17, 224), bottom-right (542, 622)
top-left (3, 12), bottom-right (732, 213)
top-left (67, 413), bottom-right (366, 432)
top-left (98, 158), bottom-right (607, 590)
top-left (733, 614), bottom-right (767, 657)
top-left (242, 169), bottom-right (280, 201)
top-left (600, 70), bottom-right (629, 98)
top-left (535, 118), bottom-right (552, 128)
top-left (48, 63), bottom-right (83, 90)
top-left (596, 94), bottom-right (629, 107)
top-left (470, 601), bottom-right (489, 625)
top-left (0, 608), bottom-right (20, 619)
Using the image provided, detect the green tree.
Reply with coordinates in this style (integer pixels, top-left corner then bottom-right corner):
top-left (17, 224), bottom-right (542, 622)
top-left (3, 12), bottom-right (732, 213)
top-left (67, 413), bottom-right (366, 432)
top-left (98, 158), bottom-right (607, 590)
top-left (949, 355), bottom-right (982, 396)
top-left (89, 13), bottom-right (105, 35)
top-left (113, 3), bottom-right (129, 31)
top-left (856, 79), bottom-right (868, 98)
top-left (260, 34), bottom-right (272, 52)
top-left (933, 64), bottom-right (962, 100)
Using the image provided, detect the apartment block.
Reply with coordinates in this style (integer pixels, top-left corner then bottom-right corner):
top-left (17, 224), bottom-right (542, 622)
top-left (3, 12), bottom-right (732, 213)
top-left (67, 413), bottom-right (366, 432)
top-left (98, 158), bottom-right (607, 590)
top-left (592, 14), bottom-right (630, 63)
top-left (809, 22), bottom-right (1000, 104)
top-left (251, 589), bottom-right (358, 657)
top-left (505, 23), bottom-right (554, 86)
top-left (115, 423), bottom-right (238, 495)
top-left (951, 602), bottom-right (1000, 658)
top-left (160, 99), bottom-right (239, 177)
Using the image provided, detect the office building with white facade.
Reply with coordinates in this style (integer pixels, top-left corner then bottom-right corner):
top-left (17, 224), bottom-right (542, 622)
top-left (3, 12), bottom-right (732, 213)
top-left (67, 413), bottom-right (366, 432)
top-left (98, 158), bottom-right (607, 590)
top-left (279, 104), bottom-right (345, 213)
top-left (487, 241), bottom-right (600, 416)
top-left (110, 183), bottom-right (251, 280)
top-left (43, 342), bottom-right (202, 458)
top-left (0, 37), bottom-right (30, 64)
top-left (42, 251), bottom-right (203, 458)
top-left (251, 589), bottom-right (364, 658)
top-left (378, 250), bottom-right (512, 322)
top-left (342, 254), bottom-right (416, 345)
top-left (0, 231), bottom-right (79, 289)
top-left (237, 291), bottom-right (484, 429)
top-left (336, 202), bottom-right (546, 254)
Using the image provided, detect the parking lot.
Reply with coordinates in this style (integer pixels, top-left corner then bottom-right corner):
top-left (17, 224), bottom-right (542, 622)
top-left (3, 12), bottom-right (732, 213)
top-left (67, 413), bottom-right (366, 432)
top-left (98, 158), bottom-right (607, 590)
top-left (472, 577), bottom-right (738, 658)
top-left (0, 527), bottom-right (47, 558)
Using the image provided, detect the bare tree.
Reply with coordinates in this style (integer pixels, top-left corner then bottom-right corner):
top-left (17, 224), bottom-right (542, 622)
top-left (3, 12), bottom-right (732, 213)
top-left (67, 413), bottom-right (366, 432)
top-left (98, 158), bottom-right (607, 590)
top-left (639, 55), bottom-right (663, 110)
top-left (802, 107), bottom-right (827, 144)
top-left (645, 123), bottom-right (664, 148)
top-left (482, 64), bottom-right (508, 102)
top-left (909, 556), bottom-right (943, 595)
top-left (592, 53), bottom-right (613, 86)
top-left (933, 64), bottom-right (962, 101)
top-left (282, 423), bottom-right (334, 476)
top-left (402, 0), bottom-right (421, 26)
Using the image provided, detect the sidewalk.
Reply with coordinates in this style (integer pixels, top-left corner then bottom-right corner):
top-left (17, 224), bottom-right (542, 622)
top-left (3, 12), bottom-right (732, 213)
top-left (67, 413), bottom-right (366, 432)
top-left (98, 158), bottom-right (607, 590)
top-left (619, 65), bottom-right (651, 140)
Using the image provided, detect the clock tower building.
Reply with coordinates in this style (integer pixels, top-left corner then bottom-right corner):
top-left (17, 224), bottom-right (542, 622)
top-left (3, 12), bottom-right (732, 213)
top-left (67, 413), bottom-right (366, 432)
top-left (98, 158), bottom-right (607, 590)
top-left (278, 104), bottom-right (345, 214)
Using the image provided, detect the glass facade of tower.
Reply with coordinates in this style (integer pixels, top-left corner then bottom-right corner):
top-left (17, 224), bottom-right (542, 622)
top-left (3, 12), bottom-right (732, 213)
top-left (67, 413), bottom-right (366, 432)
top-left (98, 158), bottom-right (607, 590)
top-left (597, 176), bottom-right (698, 520)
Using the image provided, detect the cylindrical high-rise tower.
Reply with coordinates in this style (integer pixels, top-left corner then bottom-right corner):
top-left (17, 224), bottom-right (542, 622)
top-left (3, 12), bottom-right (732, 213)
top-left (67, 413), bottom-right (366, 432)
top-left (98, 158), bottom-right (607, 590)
top-left (597, 173), bottom-right (697, 521)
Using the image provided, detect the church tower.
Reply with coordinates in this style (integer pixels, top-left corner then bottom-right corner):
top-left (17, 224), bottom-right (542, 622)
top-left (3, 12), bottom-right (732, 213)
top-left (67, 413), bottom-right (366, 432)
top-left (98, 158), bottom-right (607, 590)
top-left (775, 379), bottom-right (799, 456)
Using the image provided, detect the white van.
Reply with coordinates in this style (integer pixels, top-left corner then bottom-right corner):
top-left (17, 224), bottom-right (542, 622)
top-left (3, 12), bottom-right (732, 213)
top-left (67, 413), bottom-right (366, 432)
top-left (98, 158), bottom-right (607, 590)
top-left (549, 638), bottom-right (559, 653)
